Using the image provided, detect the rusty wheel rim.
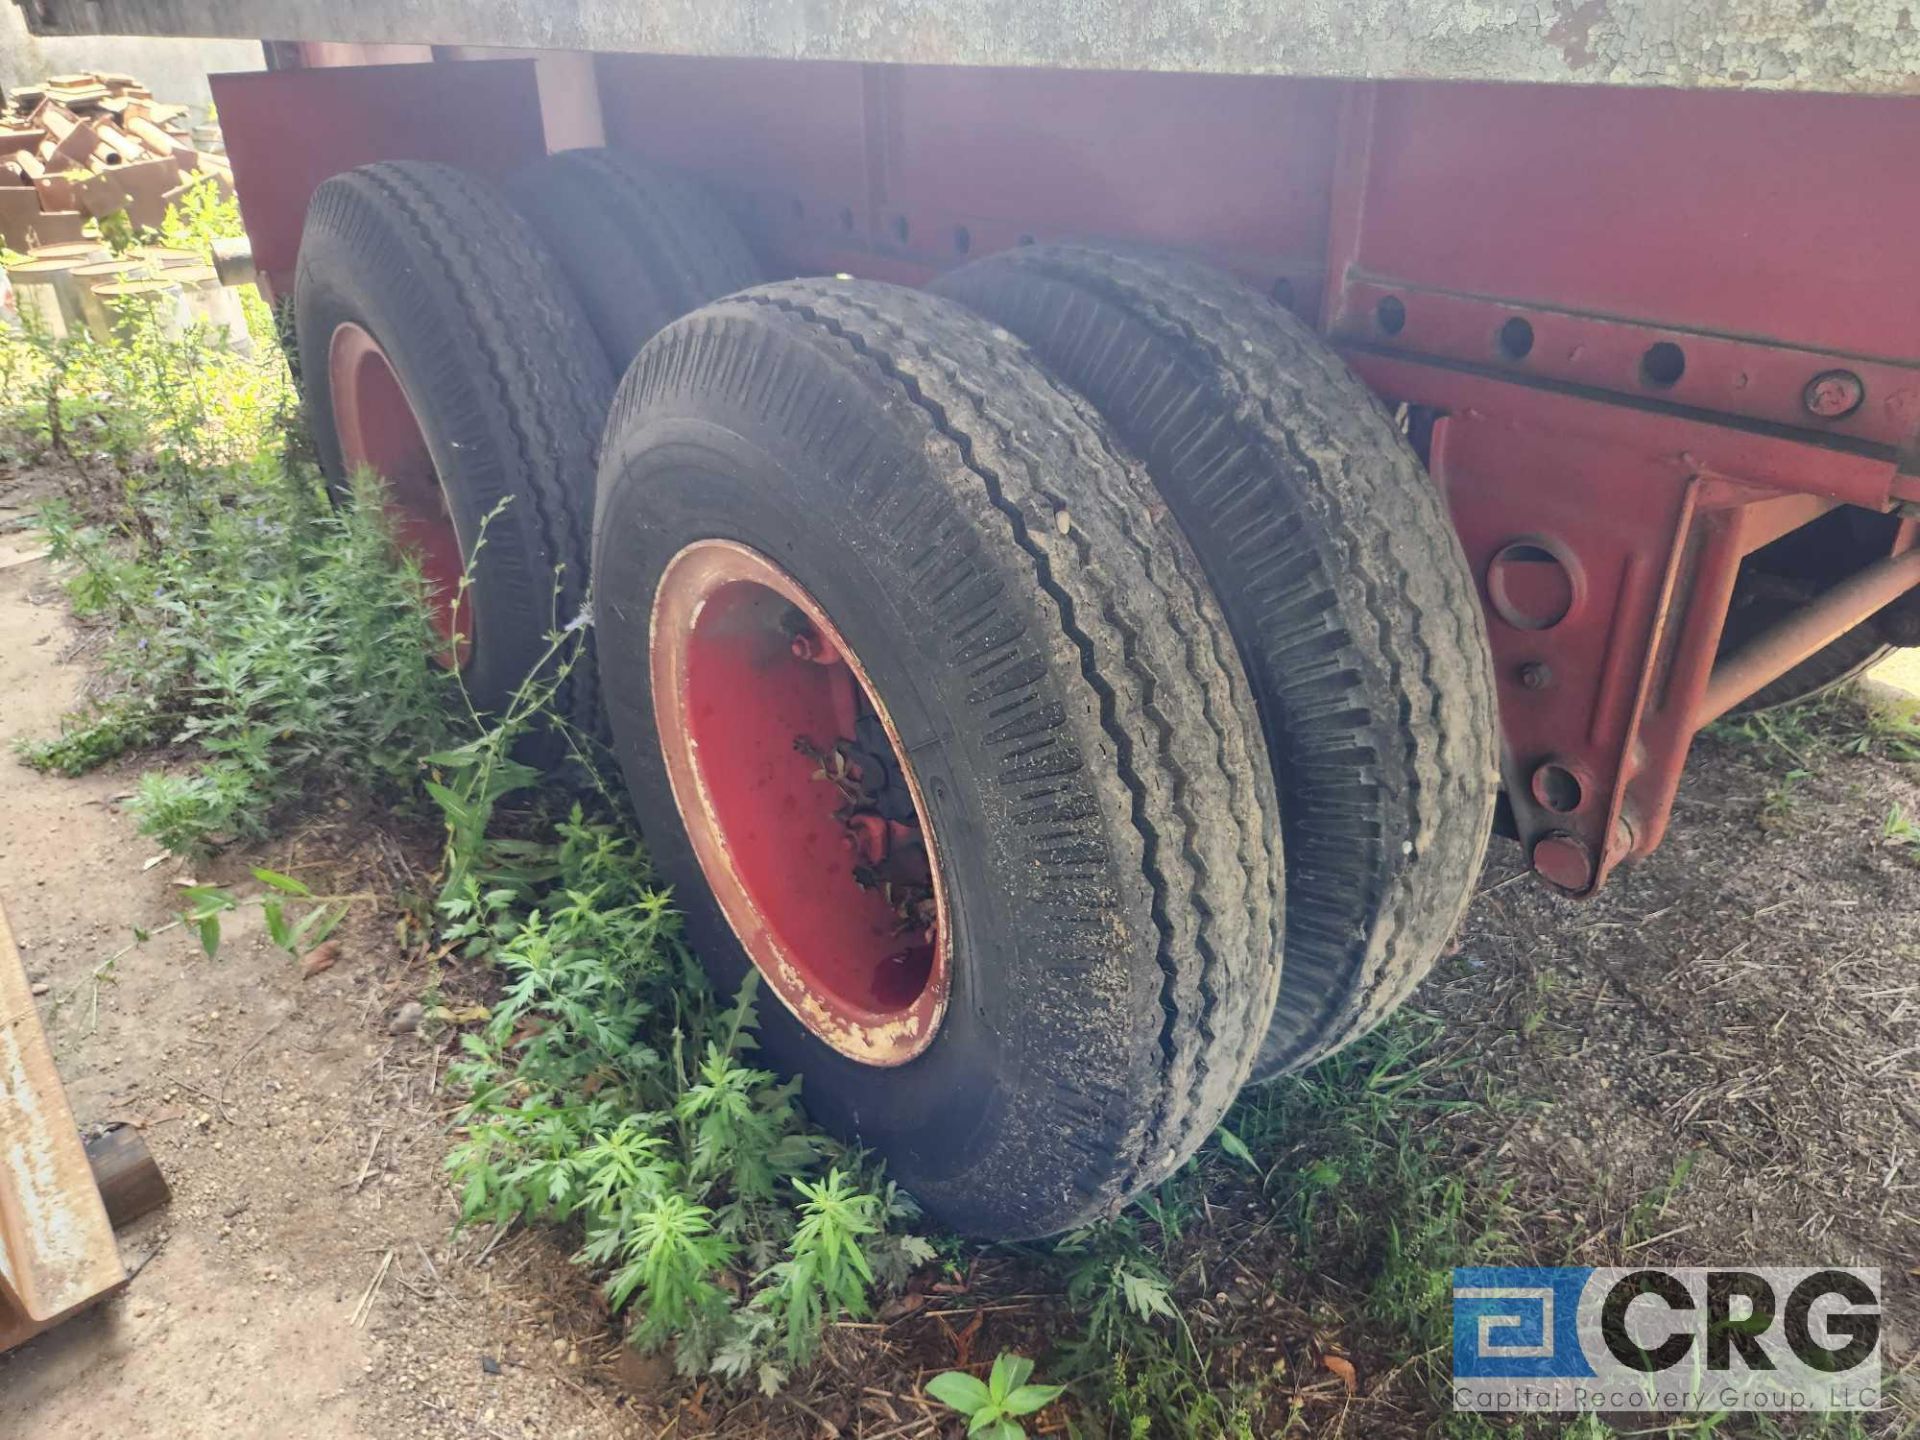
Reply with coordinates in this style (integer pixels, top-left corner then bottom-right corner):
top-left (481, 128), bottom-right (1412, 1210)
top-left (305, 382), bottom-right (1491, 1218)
top-left (649, 540), bottom-right (951, 1066)
top-left (327, 321), bottom-right (470, 665)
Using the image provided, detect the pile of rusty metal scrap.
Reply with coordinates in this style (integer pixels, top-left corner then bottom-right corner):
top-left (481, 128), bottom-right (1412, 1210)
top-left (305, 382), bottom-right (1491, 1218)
top-left (0, 71), bottom-right (233, 253)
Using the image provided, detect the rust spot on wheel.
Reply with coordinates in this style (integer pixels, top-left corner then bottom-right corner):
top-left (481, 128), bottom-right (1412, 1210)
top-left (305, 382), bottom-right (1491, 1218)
top-left (327, 321), bottom-right (469, 666)
top-left (649, 540), bottom-right (950, 1066)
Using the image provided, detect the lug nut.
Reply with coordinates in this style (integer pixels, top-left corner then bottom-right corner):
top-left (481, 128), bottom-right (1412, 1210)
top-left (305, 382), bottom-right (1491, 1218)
top-left (1519, 661), bottom-right (1552, 691)
top-left (790, 628), bottom-right (840, 664)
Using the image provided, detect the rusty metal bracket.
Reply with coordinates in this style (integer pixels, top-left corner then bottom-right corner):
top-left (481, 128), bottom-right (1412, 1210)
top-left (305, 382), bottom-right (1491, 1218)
top-left (0, 899), bottom-right (127, 1353)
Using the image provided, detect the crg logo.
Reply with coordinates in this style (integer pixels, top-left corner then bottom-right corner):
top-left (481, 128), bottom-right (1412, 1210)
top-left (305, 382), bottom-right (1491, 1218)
top-left (1453, 1266), bottom-right (1881, 1412)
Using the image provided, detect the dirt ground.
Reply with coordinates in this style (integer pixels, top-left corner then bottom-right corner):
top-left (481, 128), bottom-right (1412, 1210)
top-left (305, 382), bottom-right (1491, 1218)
top-left (1, 477), bottom-right (1916, 1436)
top-left (1434, 722), bottom-right (1920, 1293)
top-left (0, 508), bottom-right (658, 1439)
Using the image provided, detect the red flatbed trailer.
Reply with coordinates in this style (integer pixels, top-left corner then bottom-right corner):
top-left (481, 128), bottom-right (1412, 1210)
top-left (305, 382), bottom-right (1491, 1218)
top-left (17, 0), bottom-right (1917, 1234)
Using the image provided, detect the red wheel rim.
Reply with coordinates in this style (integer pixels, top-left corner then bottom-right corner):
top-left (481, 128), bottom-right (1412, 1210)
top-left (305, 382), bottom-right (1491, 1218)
top-left (650, 541), bottom-right (951, 1065)
top-left (327, 322), bottom-right (469, 665)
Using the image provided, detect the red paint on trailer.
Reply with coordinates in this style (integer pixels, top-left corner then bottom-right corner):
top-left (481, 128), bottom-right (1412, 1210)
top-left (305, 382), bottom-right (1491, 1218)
top-left (232, 50), bottom-right (1920, 893)
top-left (208, 60), bottom-right (547, 301)
top-left (1337, 83), bottom-right (1920, 366)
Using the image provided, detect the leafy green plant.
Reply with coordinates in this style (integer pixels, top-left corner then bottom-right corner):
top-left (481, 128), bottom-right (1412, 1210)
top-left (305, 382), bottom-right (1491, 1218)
top-left (1710, 684), bottom-right (1920, 769)
top-left (13, 461), bottom-right (459, 854)
top-left (1037, 1011), bottom-right (1521, 1438)
top-left (1842, 691), bottom-right (1920, 763)
top-left (927, 1353), bottom-right (1065, 1440)
top-left (42, 470), bottom-right (458, 857)
top-left (5, 218), bottom-right (453, 860)
top-left (1058, 1215), bottom-right (1180, 1354)
top-left (430, 658), bottom-right (926, 1391)
top-left (1883, 802), bottom-right (1920, 863)
top-left (1049, 1212), bottom-right (1212, 1438)
top-left (1760, 767), bottom-right (1813, 828)
top-left (16, 694), bottom-right (163, 776)
top-left (180, 865), bottom-right (356, 963)
top-left (156, 170), bottom-right (245, 258)
top-left (439, 791), bottom-right (929, 1389)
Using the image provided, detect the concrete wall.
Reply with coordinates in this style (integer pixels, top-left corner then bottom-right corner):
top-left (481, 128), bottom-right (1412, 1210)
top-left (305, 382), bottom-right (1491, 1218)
top-left (1, 8), bottom-right (261, 119)
top-left (18, 0), bottom-right (1920, 95)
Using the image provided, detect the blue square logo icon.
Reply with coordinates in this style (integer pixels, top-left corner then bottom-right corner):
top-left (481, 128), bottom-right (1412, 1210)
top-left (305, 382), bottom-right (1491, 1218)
top-left (1453, 1266), bottom-right (1596, 1379)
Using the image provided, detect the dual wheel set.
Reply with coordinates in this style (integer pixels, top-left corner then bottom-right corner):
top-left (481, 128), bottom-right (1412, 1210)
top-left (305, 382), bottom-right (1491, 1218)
top-left (295, 154), bottom-right (1500, 1238)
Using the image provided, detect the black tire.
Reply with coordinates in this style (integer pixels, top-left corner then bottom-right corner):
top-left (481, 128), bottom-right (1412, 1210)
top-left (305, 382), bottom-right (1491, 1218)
top-left (934, 244), bottom-right (1499, 1079)
top-left (504, 148), bottom-right (762, 370)
top-left (295, 160), bottom-right (614, 737)
top-left (594, 279), bottom-right (1284, 1238)
top-left (1722, 571), bottom-right (1892, 716)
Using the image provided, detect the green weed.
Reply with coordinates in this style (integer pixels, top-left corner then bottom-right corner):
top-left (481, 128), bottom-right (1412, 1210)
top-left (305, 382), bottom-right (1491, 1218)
top-left (1850, 695), bottom-right (1920, 763)
top-left (17, 694), bottom-right (163, 776)
top-left (1883, 802), bottom-right (1920, 863)
top-left (1708, 703), bottom-right (1829, 771)
top-left (4, 282), bottom-right (457, 857)
top-left (1760, 768), bottom-right (1813, 828)
top-left (155, 170), bottom-right (248, 259)
top-left (1709, 685), bottom-right (1920, 770)
top-left (1041, 1011), bottom-right (1522, 1437)
top-left (20, 472), bottom-right (459, 856)
top-left (1623, 1151), bottom-right (1700, 1248)
top-left (927, 1352), bottom-right (1065, 1440)
top-left (431, 683), bottom-right (928, 1390)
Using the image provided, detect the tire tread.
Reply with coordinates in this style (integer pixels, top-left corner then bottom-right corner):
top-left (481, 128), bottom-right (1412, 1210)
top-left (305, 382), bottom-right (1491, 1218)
top-left (938, 245), bottom-right (1498, 1075)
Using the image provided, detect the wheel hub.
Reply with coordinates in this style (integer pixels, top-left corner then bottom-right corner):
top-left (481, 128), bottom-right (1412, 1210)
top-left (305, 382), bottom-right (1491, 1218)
top-left (649, 540), bottom-right (950, 1065)
top-left (327, 321), bottom-right (469, 665)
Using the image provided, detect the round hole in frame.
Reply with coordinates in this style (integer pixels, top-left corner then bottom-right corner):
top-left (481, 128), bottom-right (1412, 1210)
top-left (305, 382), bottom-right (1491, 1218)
top-left (1487, 539), bottom-right (1579, 631)
top-left (1531, 763), bottom-right (1585, 815)
top-left (1641, 341), bottom-right (1687, 388)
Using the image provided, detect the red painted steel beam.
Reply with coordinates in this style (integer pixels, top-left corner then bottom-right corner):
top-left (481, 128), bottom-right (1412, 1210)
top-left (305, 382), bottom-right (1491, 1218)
top-left (1344, 354), bottom-right (1901, 510)
top-left (1334, 279), bottom-right (1920, 461)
